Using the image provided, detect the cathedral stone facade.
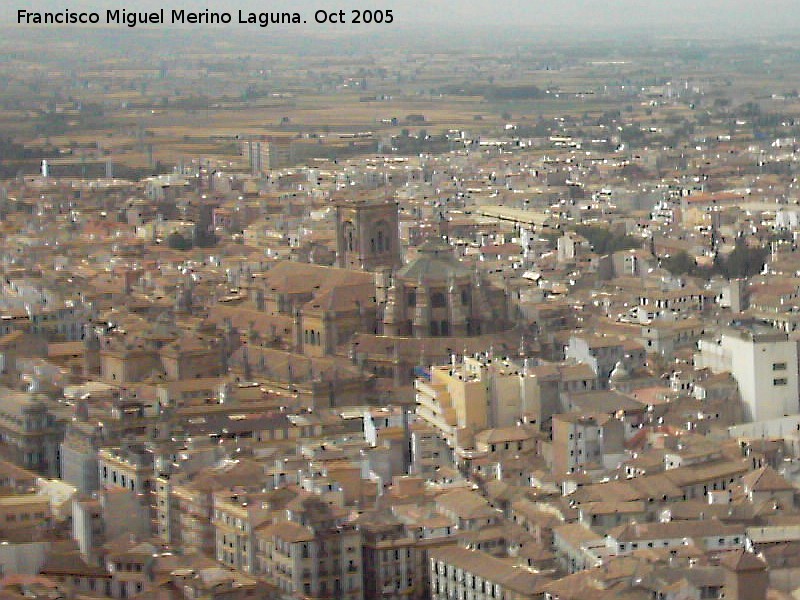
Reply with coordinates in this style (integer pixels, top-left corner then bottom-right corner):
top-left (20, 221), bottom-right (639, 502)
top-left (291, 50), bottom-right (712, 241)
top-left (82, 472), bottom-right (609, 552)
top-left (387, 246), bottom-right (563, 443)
top-left (335, 197), bottom-right (402, 272)
top-left (382, 239), bottom-right (502, 338)
top-left (331, 196), bottom-right (514, 387)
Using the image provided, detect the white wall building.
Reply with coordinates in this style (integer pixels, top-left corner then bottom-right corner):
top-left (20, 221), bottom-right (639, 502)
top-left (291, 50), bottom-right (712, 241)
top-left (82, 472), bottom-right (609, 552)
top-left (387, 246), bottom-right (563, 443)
top-left (695, 323), bottom-right (799, 422)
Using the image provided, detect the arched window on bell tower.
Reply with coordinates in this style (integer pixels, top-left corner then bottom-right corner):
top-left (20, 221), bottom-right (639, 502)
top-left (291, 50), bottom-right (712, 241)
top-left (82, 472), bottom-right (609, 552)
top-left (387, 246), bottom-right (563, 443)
top-left (373, 220), bottom-right (391, 255)
top-left (344, 222), bottom-right (356, 252)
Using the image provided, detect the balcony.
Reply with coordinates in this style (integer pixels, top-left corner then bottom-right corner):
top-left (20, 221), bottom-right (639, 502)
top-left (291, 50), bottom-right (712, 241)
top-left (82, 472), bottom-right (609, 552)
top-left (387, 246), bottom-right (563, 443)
top-left (416, 406), bottom-right (456, 435)
top-left (414, 380), bottom-right (441, 398)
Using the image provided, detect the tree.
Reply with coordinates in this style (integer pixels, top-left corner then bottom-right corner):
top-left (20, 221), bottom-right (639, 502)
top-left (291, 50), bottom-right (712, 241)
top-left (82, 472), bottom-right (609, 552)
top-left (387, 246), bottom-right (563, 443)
top-left (573, 225), bottom-right (642, 255)
top-left (715, 238), bottom-right (767, 278)
top-left (661, 250), bottom-right (696, 276)
top-left (167, 232), bottom-right (192, 250)
top-left (195, 230), bottom-right (218, 248)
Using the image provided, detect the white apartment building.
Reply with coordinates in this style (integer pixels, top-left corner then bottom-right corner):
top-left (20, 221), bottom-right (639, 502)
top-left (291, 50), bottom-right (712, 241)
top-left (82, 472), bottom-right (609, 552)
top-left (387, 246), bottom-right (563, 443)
top-left (695, 322), bottom-right (799, 422)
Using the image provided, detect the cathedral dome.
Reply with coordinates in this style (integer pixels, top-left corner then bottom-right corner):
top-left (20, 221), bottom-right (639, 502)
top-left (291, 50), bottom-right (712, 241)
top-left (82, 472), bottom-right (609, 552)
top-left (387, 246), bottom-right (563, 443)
top-left (395, 239), bottom-right (472, 283)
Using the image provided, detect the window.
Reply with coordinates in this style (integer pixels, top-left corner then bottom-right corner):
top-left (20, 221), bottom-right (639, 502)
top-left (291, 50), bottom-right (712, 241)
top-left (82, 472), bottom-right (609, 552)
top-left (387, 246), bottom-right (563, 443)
top-left (774, 378), bottom-right (788, 386)
top-left (773, 362), bottom-right (787, 371)
top-left (344, 223), bottom-right (356, 252)
top-left (431, 292), bottom-right (446, 308)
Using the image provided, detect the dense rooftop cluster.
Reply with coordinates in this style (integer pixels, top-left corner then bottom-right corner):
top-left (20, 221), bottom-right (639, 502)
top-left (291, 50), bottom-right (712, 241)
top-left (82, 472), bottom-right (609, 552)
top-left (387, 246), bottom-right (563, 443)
top-left (3, 27), bottom-right (800, 600)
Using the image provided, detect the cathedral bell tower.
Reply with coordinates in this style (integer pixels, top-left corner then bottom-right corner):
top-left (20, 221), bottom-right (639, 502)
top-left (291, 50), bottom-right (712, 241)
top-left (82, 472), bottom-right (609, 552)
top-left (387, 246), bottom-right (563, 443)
top-left (335, 197), bottom-right (401, 272)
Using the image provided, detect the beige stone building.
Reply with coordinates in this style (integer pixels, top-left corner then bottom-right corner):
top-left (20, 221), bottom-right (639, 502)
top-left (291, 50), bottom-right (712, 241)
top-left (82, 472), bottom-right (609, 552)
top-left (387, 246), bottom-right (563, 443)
top-left (0, 387), bottom-right (65, 477)
top-left (256, 495), bottom-right (363, 600)
top-left (212, 488), bottom-right (295, 575)
top-left (429, 546), bottom-right (549, 600)
top-left (171, 460), bottom-right (266, 557)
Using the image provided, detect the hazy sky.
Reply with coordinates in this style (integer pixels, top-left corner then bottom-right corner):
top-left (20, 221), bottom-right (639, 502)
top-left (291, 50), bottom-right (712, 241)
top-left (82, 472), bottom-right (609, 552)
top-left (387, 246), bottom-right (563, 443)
top-left (3, 0), bottom-right (799, 33)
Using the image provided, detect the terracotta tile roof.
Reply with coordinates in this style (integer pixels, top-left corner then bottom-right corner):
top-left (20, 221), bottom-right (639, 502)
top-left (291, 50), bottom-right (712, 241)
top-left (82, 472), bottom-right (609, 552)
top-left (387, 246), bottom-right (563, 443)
top-left (257, 521), bottom-right (314, 543)
top-left (741, 466), bottom-right (795, 493)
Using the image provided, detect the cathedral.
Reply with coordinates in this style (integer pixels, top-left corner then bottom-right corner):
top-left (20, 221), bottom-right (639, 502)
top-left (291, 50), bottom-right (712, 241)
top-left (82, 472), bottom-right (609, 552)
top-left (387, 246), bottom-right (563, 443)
top-left (225, 194), bottom-right (519, 404)
top-left (335, 196), bottom-right (516, 388)
top-left (335, 196), bottom-right (508, 339)
top-left (381, 239), bottom-right (501, 338)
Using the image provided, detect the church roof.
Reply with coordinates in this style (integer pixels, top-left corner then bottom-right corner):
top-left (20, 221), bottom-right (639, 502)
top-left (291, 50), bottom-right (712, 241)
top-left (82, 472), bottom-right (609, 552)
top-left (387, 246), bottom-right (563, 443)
top-left (396, 240), bottom-right (472, 282)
